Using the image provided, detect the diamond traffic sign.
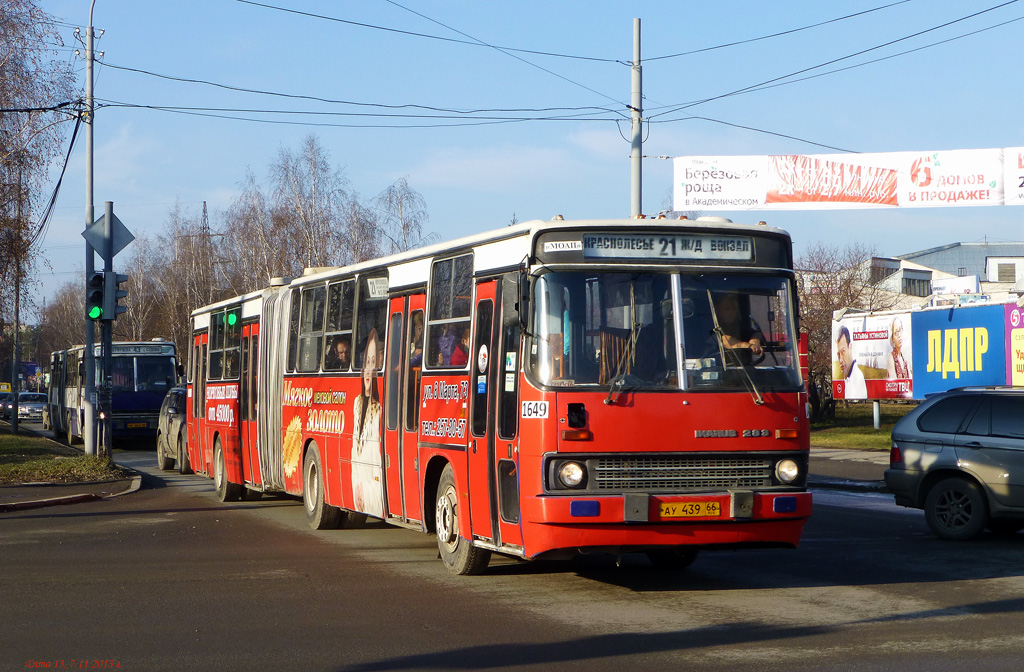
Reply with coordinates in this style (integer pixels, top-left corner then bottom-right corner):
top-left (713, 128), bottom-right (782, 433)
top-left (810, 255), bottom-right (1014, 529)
top-left (82, 211), bottom-right (135, 263)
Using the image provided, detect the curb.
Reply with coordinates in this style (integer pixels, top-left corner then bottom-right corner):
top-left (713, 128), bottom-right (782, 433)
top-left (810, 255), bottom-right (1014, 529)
top-left (808, 475), bottom-right (888, 493)
top-left (0, 473), bottom-right (142, 513)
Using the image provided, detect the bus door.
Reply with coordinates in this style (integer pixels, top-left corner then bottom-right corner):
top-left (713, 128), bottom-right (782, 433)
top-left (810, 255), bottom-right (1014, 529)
top-left (468, 280), bottom-right (499, 543)
top-left (240, 323), bottom-right (261, 486)
top-left (382, 293), bottom-right (426, 524)
top-left (494, 273), bottom-right (523, 548)
top-left (190, 331), bottom-right (209, 474)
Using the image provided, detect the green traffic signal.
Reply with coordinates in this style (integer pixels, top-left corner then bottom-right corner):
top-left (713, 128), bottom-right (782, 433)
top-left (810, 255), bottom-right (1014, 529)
top-left (86, 271), bottom-right (105, 320)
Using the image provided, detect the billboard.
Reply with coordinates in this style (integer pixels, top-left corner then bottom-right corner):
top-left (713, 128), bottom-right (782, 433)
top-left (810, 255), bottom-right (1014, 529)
top-left (674, 147), bottom-right (1024, 211)
top-left (910, 304), bottom-right (1006, 397)
top-left (833, 303), bottom-right (1016, 400)
top-left (1006, 304), bottom-right (1024, 386)
top-left (832, 312), bottom-right (913, 400)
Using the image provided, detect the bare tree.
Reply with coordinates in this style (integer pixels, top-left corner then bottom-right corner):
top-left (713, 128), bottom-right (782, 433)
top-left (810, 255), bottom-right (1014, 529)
top-left (270, 135), bottom-right (349, 269)
top-left (35, 281), bottom-right (84, 356)
top-left (0, 0), bottom-right (77, 314)
top-left (112, 236), bottom-right (157, 341)
top-left (342, 198), bottom-right (381, 264)
top-left (221, 170), bottom-right (296, 294)
top-left (796, 241), bottom-right (900, 419)
top-left (375, 177), bottom-right (435, 254)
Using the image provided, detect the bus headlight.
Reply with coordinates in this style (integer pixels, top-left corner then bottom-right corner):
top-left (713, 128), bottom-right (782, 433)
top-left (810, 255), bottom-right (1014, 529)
top-left (775, 459), bottom-right (800, 484)
top-left (558, 461), bottom-right (586, 488)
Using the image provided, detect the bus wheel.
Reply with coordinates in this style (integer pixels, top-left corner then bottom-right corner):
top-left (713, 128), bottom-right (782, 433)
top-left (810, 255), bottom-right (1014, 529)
top-left (156, 433), bottom-right (175, 471)
top-left (435, 464), bottom-right (490, 575)
top-left (213, 440), bottom-right (242, 502)
top-left (646, 548), bottom-right (700, 570)
top-left (303, 446), bottom-right (341, 529)
top-left (177, 434), bottom-right (192, 475)
top-left (65, 413), bottom-right (77, 445)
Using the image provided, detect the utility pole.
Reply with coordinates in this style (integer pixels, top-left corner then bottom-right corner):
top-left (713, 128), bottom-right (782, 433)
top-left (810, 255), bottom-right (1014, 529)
top-left (630, 18), bottom-right (643, 218)
top-left (11, 155), bottom-right (24, 435)
top-left (83, 0), bottom-right (98, 456)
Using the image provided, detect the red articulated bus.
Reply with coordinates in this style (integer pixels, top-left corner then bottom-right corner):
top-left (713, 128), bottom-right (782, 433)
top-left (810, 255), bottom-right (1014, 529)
top-left (185, 217), bottom-right (812, 574)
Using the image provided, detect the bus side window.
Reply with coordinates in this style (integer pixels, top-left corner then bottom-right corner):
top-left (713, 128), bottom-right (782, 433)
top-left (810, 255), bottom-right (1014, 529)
top-left (354, 273), bottom-right (388, 371)
top-left (324, 279), bottom-right (354, 371)
top-left (287, 289), bottom-right (300, 373)
top-left (297, 285), bottom-right (326, 373)
top-left (427, 254), bottom-right (472, 368)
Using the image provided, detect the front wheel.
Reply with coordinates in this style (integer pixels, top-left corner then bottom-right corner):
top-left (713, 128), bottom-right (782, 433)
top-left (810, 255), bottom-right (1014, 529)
top-left (435, 464), bottom-right (490, 575)
top-left (303, 446), bottom-right (341, 530)
top-left (924, 477), bottom-right (988, 540)
top-left (213, 440), bottom-right (242, 502)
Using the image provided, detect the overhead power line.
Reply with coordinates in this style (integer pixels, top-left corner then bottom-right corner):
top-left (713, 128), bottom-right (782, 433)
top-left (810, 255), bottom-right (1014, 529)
top-left (645, 1), bottom-right (912, 61)
top-left (649, 0), bottom-right (1021, 118)
top-left (233, 0), bottom-right (619, 62)
top-left (99, 62), bottom-right (618, 116)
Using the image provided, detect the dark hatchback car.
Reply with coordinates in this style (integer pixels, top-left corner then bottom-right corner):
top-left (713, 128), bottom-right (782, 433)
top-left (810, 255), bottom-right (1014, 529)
top-left (885, 387), bottom-right (1024, 540)
top-left (156, 387), bottom-right (191, 474)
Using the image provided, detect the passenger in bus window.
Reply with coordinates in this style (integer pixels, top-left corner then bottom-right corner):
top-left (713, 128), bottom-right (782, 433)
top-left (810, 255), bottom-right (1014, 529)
top-left (409, 313), bottom-right (424, 367)
top-left (352, 328), bottom-right (383, 517)
top-left (325, 336), bottom-right (350, 370)
top-left (449, 327), bottom-right (471, 367)
top-left (712, 293), bottom-right (763, 356)
top-left (436, 325), bottom-right (456, 366)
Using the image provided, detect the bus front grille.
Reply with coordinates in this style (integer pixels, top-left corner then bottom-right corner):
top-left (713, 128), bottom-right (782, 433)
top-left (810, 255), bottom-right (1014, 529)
top-left (591, 456), bottom-right (772, 491)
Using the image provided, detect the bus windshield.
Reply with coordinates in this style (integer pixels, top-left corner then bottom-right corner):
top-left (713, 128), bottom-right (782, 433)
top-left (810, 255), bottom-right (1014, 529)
top-left (108, 356), bottom-right (177, 394)
top-left (528, 271), bottom-right (801, 392)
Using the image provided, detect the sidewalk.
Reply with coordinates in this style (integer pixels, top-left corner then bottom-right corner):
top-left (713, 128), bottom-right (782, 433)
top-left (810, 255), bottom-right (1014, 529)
top-left (808, 446), bottom-right (889, 492)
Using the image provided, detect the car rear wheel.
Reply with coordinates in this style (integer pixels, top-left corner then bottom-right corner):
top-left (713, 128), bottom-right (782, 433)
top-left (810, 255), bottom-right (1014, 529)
top-left (177, 433), bottom-right (192, 475)
top-left (156, 432), bottom-right (175, 471)
top-left (924, 477), bottom-right (988, 540)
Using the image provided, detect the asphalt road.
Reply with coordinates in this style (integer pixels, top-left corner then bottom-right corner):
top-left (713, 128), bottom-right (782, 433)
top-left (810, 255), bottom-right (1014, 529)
top-left (3, 450), bottom-right (1024, 672)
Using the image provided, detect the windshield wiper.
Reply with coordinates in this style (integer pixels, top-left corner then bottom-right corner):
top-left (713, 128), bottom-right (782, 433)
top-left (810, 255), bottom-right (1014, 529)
top-left (605, 284), bottom-right (643, 405)
top-left (707, 289), bottom-right (764, 406)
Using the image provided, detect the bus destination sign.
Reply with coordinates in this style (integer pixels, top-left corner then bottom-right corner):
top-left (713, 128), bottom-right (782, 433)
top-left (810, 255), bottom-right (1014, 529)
top-left (582, 233), bottom-right (753, 261)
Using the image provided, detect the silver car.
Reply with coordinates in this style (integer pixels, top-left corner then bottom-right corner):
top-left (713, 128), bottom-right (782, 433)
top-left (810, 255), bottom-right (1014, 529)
top-left (16, 393), bottom-right (47, 422)
top-left (885, 387), bottom-right (1024, 540)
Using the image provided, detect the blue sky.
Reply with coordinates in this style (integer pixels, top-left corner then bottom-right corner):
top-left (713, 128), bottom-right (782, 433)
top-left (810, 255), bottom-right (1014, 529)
top-left (31, 0), bottom-right (1024, 316)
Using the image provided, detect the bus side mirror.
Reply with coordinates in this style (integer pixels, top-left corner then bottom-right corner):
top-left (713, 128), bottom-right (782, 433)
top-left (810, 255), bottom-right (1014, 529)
top-left (78, 361), bottom-right (85, 377)
top-left (679, 298), bottom-right (694, 318)
top-left (176, 364), bottom-right (185, 378)
top-left (517, 271), bottom-right (530, 329)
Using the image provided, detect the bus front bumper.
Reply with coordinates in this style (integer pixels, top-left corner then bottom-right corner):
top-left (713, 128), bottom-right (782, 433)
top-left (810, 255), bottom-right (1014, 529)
top-left (518, 490), bottom-right (812, 555)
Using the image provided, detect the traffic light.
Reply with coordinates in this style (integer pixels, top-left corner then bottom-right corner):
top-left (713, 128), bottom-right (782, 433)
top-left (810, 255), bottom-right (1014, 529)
top-left (86, 271), bottom-right (105, 320)
top-left (104, 272), bottom-right (129, 319)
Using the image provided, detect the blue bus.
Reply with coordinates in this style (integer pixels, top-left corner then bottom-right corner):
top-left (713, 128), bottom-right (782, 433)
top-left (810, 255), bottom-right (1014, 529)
top-left (47, 340), bottom-right (179, 445)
